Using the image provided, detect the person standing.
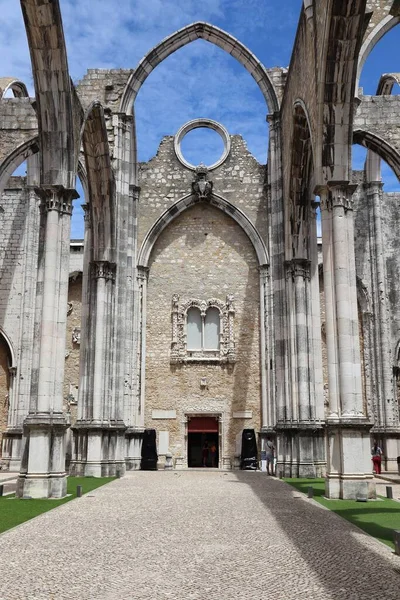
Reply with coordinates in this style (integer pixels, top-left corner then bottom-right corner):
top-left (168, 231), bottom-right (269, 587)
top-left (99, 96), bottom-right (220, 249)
top-left (265, 437), bottom-right (275, 475)
top-left (202, 441), bottom-right (209, 467)
top-left (372, 441), bottom-right (383, 475)
top-left (210, 442), bottom-right (217, 467)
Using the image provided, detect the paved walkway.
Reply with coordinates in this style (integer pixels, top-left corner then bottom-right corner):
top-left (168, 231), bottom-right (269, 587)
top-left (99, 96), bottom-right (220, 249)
top-left (1, 472), bottom-right (400, 599)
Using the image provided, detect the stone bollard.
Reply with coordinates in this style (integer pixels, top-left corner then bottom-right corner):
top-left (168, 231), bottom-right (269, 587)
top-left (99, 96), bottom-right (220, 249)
top-left (0, 484), bottom-right (3, 497)
top-left (116, 469), bottom-right (121, 479)
top-left (386, 486), bottom-right (393, 499)
top-left (278, 470), bottom-right (283, 479)
top-left (393, 530), bottom-right (400, 556)
top-left (307, 486), bottom-right (314, 498)
top-left (76, 485), bottom-right (83, 498)
top-left (164, 453), bottom-right (173, 470)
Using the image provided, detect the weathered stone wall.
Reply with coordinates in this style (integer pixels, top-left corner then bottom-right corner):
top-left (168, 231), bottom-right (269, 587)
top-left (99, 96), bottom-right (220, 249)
top-left (144, 202), bottom-right (261, 462)
top-left (0, 179), bottom-right (30, 369)
top-left (354, 95), bottom-right (400, 156)
top-left (138, 135), bottom-right (268, 251)
top-left (64, 275), bottom-right (82, 417)
top-left (139, 133), bottom-right (266, 464)
top-left (0, 336), bottom-right (10, 456)
top-left (0, 99), bottom-right (38, 165)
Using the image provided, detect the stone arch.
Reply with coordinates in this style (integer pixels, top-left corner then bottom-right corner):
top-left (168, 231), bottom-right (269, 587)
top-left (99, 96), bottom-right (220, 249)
top-left (322, 1), bottom-right (367, 181)
top-left (0, 328), bottom-right (16, 370)
top-left (119, 21), bottom-right (279, 115)
top-left (356, 15), bottom-right (400, 93)
top-left (376, 72), bottom-right (400, 95)
top-left (81, 102), bottom-right (116, 262)
top-left (137, 193), bottom-right (269, 269)
top-left (0, 78), bottom-right (29, 99)
top-left (288, 101), bottom-right (314, 258)
top-left (20, 0), bottom-right (79, 188)
top-left (353, 129), bottom-right (400, 181)
top-left (0, 135), bottom-right (88, 199)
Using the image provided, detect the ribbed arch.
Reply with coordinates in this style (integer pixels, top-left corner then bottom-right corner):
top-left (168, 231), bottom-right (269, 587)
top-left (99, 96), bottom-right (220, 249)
top-left (353, 129), bottom-right (400, 181)
top-left (0, 78), bottom-right (29, 98)
top-left (119, 21), bottom-right (279, 115)
top-left (137, 193), bottom-right (269, 269)
top-left (356, 15), bottom-right (400, 92)
top-left (81, 102), bottom-right (116, 262)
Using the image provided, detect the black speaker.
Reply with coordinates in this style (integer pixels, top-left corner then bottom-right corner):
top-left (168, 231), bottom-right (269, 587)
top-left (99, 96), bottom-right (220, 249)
top-left (141, 429), bottom-right (158, 471)
top-left (240, 429), bottom-right (258, 470)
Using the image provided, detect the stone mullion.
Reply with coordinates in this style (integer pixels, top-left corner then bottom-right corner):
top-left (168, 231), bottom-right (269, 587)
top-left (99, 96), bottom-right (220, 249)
top-left (137, 267), bottom-right (149, 428)
top-left (18, 185), bottom-right (78, 499)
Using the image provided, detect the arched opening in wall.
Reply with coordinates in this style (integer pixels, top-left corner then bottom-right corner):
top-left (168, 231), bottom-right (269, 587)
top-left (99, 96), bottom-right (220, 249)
top-left (71, 175), bottom-right (85, 241)
top-left (352, 145), bottom-right (400, 192)
top-left (64, 270), bottom-right (83, 469)
top-left (359, 24), bottom-right (400, 95)
top-left (0, 332), bottom-right (13, 458)
top-left (135, 39), bottom-right (269, 165)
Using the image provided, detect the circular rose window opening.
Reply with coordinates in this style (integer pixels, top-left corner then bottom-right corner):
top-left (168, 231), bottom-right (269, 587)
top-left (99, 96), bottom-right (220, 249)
top-left (174, 119), bottom-right (231, 171)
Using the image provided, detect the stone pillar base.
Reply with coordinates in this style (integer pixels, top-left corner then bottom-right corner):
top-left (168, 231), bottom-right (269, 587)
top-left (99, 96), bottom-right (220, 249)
top-left (71, 422), bottom-right (127, 478)
top-left (325, 475), bottom-right (376, 500)
top-left (325, 422), bottom-right (375, 499)
top-left (17, 414), bottom-right (68, 499)
top-left (276, 426), bottom-right (326, 478)
top-left (17, 473), bottom-right (67, 499)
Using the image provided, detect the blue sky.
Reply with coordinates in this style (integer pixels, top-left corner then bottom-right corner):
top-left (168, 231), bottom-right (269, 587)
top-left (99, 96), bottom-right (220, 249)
top-left (0, 0), bottom-right (399, 238)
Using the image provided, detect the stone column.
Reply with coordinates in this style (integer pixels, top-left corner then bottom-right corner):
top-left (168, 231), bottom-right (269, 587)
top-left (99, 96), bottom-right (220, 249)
top-left (84, 260), bottom-right (117, 477)
top-left (125, 185), bottom-right (144, 470)
top-left (259, 264), bottom-right (272, 429)
top-left (366, 180), bottom-right (399, 470)
top-left (18, 185), bottom-right (78, 499)
top-left (283, 257), bottom-right (324, 477)
top-left (319, 181), bottom-right (374, 499)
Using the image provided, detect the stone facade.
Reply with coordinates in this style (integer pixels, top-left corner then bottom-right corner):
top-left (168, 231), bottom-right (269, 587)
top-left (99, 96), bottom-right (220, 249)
top-left (1, 0), bottom-right (400, 499)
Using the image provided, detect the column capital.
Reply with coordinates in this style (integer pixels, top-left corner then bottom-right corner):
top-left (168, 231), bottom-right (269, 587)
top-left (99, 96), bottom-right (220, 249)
top-left (35, 185), bottom-right (79, 215)
top-left (129, 184), bottom-right (141, 202)
top-left (90, 260), bottom-right (116, 282)
top-left (82, 203), bottom-right (91, 226)
top-left (284, 258), bottom-right (311, 280)
top-left (259, 263), bottom-right (270, 281)
top-left (137, 265), bottom-right (149, 282)
top-left (316, 181), bottom-right (358, 212)
top-left (266, 111), bottom-right (281, 127)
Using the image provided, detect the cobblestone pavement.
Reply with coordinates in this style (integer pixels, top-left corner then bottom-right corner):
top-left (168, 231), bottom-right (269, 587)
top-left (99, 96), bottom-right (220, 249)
top-left (1, 472), bottom-right (400, 599)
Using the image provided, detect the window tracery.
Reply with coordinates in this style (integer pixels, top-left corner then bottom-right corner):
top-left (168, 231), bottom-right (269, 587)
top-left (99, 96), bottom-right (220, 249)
top-left (171, 294), bottom-right (235, 364)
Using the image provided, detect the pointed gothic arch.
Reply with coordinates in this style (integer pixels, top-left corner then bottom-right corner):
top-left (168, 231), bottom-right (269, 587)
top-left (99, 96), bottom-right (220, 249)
top-left (353, 129), bottom-right (400, 181)
top-left (20, 0), bottom-right (80, 188)
top-left (0, 78), bottom-right (29, 99)
top-left (81, 102), bottom-right (116, 262)
top-left (137, 193), bottom-right (269, 269)
top-left (119, 21), bottom-right (279, 115)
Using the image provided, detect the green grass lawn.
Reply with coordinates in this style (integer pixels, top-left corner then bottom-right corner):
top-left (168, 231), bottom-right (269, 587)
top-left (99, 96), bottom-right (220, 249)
top-left (284, 478), bottom-right (400, 550)
top-left (0, 477), bottom-right (115, 535)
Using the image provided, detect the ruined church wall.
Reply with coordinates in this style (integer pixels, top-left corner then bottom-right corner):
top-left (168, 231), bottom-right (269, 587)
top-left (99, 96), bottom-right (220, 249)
top-left (144, 202), bottom-right (261, 462)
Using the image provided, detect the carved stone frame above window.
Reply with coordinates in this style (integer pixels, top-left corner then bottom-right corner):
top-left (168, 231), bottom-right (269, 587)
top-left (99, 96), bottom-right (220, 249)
top-left (171, 294), bottom-right (235, 364)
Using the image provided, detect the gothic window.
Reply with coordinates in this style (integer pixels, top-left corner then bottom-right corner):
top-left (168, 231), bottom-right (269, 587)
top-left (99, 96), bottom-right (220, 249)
top-left (187, 307), bottom-right (202, 350)
top-left (171, 295), bottom-right (235, 364)
top-left (204, 307), bottom-right (220, 350)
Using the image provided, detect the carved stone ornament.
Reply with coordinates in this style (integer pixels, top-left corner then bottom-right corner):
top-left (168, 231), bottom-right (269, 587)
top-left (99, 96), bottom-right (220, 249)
top-left (90, 260), bottom-right (116, 282)
top-left (72, 327), bottom-right (81, 345)
top-left (170, 294), bottom-right (235, 364)
top-left (192, 164), bottom-right (213, 200)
